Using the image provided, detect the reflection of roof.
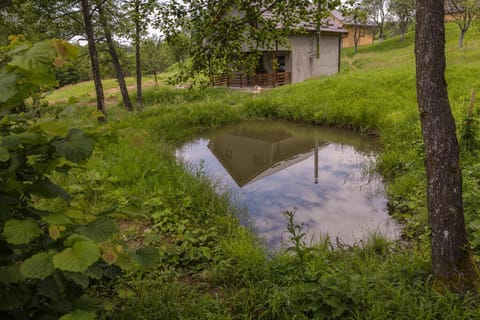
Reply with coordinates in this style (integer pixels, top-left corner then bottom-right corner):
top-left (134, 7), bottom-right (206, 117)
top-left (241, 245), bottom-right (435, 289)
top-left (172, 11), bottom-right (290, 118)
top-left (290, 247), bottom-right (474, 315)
top-left (207, 128), bottom-right (329, 187)
top-left (246, 151), bottom-right (314, 185)
top-left (331, 9), bottom-right (377, 27)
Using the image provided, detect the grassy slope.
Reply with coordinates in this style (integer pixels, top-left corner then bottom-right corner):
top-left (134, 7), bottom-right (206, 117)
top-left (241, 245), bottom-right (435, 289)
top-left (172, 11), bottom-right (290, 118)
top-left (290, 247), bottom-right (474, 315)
top-left (51, 23), bottom-right (480, 319)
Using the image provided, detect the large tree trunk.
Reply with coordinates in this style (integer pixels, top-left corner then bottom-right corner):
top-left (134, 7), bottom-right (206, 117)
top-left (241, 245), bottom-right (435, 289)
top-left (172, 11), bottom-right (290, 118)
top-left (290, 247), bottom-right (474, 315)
top-left (135, 0), bottom-right (142, 111)
top-left (80, 0), bottom-right (106, 119)
top-left (415, 0), bottom-right (479, 293)
top-left (98, 5), bottom-right (134, 112)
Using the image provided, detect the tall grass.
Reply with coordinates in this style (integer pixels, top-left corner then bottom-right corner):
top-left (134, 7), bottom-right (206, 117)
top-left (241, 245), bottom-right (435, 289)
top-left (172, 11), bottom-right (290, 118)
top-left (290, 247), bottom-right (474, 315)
top-left (48, 22), bottom-right (480, 319)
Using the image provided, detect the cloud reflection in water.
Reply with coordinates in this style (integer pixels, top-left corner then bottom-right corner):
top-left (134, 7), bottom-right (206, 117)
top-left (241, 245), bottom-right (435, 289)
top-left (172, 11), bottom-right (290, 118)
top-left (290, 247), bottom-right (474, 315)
top-left (176, 122), bottom-right (399, 249)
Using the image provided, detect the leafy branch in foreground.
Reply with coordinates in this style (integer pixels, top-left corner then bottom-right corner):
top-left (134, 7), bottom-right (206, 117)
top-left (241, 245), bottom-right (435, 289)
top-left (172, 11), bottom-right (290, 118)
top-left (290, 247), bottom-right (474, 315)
top-left (0, 37), bottom-right (159, 319)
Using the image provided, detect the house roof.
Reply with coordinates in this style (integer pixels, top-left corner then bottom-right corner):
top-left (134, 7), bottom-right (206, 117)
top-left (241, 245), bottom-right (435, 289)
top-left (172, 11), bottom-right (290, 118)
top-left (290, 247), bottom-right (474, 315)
top-left (331, 9), bottom-right (377, 27)
top-left (261, 10), bottom-right (348, 34)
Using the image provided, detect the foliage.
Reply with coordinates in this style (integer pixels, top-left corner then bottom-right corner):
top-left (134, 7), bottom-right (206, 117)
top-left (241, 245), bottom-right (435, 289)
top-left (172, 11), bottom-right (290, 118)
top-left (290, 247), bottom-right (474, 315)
top-left (342, 0), bottom-right (370, 53)
top-left (363, 0), bottom-right (389, 40)
top-left (388, 0), bottom-right (415, 40)
top-left (0, 37), bottom-right (158, 318)
top-left (141, 37), bottom-right (175, 85)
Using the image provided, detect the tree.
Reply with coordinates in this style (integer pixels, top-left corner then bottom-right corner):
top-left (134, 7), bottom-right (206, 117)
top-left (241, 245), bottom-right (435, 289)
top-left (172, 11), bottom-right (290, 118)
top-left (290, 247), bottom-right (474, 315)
top-left (141, 37), bottom-right (175, 86)
top-left (0, 0), bottom-right (82, 44)
top-left (80, 0), bottom-right (107, 119)
top-left (389, 0), bottom-right (415, 40)
top-left (364, 0), bottom-right (389, 41)
top-left (415, 0), bottom-right (480, 292)
top-left (121, 0), bottom-right (157, 110)
top-left (98, 2), bottom-right (134, 111)
top-left (343, 0), bottom-right (369, 53)
top-left (445, 0), bottom-right (479, 48)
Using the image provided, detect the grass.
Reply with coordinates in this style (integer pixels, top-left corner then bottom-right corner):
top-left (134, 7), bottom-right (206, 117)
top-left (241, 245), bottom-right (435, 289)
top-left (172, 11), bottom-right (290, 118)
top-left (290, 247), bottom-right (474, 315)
top-left (46, 22), bottom-right (480, 319)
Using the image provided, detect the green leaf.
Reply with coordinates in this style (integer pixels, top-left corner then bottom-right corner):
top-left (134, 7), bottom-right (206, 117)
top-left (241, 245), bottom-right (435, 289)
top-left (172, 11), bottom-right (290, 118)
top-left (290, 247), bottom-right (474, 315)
top-left (53, 128), bottom-right (94, 163)
top-left (20, 252), bottom-right (54, 280)
top-left (53, 240), bottom-right (100, 273)
top-left (0, 265), bottom-right (22, 284)
top-left (3, 218), bottom-right (40, 245)
top-left (0, 70), bottom-right (18, 103)
top-left (52, 39), bottom-right (80, 65)
top-left (9, 40), bottom-right (55, 74)
top-left (119, 205), bottom-right (145, 217)
top-left (42, 213), bottom-right (73, 225)
top-left (130, 246), bottom-right (161, 267)
top-left (1, 132), bottom-right (42, 149)
top-left (64, 272), bottom-right (90, 288)
top-left (38, 118), bottom-right (69, 137)
top-left (77, 217), bottom-right (117, 242)
top-left (0, 146), bottom-right (9, 162)
top-left (64, 234), bottom-right (91, 247)
top-left (59, 309), bottom-right (96, 320)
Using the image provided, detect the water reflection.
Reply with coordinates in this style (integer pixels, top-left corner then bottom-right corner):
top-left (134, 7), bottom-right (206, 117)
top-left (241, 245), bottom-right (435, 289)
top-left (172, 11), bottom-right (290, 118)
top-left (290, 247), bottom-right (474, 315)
top-left (176, 121), bottom-right (399, 249)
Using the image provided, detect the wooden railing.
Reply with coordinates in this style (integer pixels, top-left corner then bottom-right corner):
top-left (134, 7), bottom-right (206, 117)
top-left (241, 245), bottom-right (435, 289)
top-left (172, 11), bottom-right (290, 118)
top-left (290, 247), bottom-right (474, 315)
top-left (212, 72), bottom-right (291, 88)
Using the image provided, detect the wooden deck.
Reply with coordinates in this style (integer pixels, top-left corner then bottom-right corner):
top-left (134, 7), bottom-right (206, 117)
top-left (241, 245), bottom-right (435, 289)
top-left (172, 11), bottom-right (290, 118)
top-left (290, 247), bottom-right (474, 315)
top-left (212, 72), bottom-right (291, 88)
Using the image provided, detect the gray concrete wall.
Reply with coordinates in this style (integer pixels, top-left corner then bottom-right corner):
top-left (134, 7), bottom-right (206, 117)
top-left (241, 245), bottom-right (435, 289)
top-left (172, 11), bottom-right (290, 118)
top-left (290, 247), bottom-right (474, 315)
top-left (288, 34), bottom-right (340, 83)
top-left (239, 32), bottom-right (341, 84)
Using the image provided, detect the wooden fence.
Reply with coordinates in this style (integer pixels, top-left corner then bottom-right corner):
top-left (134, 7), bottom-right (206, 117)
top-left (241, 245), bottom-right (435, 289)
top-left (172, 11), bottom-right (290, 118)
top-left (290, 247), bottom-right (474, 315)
top-left (212, 72), bottom-right (291, 88)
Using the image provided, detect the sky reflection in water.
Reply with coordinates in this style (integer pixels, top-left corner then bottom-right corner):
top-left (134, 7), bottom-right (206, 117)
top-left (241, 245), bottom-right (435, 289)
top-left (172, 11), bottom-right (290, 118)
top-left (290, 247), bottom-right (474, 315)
top-left (176, 121), bottom-right (399, 249)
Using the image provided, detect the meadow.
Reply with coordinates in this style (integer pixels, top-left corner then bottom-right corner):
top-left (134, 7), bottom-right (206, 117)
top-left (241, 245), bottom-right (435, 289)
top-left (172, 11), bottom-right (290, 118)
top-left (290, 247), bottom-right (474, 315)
top-left (47, 23), bottom-right (480, 319)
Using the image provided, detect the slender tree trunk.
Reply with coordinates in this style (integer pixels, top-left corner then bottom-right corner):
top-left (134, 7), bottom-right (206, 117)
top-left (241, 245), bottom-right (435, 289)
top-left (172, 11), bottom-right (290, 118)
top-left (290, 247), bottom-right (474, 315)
top-left (459, 29), bottom-right (466, 49)
top-left (154, 71), bottom-right (158, 87)
top-left (80, 0), bottom-right (106, 120)
top-left (135, 0), bottom-right (142, 110)
top-left (415, 0), bottom-right (479, 293)
top-left (354, 24), bottom-right (359, 53)
top-left (98, 5), bottom-right (134, 112)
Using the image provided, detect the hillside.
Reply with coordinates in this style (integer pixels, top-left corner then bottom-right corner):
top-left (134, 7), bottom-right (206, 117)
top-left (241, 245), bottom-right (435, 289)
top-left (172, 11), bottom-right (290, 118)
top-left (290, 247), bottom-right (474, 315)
top-left (40, 23), bottom-right (480, 319)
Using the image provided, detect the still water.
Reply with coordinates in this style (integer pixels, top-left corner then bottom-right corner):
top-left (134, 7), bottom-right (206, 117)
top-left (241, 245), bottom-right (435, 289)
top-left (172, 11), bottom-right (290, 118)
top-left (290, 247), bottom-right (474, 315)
top-left (176, 121), bottom-right (399, 249)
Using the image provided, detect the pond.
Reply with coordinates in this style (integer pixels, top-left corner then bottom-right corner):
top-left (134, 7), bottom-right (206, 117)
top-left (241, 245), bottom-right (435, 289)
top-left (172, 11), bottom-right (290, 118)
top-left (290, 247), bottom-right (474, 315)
top-left (176, 120), bottom-right (399, 249)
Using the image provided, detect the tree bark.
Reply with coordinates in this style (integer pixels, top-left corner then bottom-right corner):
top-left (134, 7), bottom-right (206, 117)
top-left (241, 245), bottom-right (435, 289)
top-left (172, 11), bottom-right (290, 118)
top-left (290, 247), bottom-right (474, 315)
top-left (415, 0), bottom-right (479, 293)
top-left (80, 0), bottom-right (107, 120)
top-left (135, 0), bottom-right (143, 111)
top-left (459, 29), bottom-right (466, 49)
top-left (98, 5), bottom-right (134, 112)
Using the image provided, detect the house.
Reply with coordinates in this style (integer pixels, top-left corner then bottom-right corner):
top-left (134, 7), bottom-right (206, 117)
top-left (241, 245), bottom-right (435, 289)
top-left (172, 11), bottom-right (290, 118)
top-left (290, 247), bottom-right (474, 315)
top-left (213, 14), bottom-right (347, 88)
top-left (330, 9), bottom-right (376, 48)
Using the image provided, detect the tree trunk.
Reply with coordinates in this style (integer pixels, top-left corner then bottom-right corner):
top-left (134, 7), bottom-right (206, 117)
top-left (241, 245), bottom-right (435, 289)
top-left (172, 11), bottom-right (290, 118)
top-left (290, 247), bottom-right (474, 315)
top-left (415, 0), bottom-right (479, 293)
top-left (135, 0), bottom-right (142, 111)
top-left (354, 24), bottom-right (359, 54)
top-left (80, 0), bottom-right (106, 120)
top-left (98, 5), bottom-right (134, 112)
top-left (459, 29), bottom-right (466, 49)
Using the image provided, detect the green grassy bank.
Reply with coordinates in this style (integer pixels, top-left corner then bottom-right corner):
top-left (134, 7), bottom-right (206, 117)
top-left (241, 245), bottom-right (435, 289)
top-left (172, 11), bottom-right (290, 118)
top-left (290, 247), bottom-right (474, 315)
top-left (50, 23), bottom-right (480, 319)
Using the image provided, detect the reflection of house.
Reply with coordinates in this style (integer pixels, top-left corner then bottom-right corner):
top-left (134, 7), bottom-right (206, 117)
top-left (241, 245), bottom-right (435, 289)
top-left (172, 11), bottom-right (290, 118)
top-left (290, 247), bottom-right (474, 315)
top-left (207, 126), bottom-right (327, 187)
top-left (331, 9), bottom-right (376, 48)
top-left (213, 13), bottom-right (347, 87)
